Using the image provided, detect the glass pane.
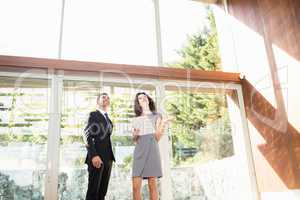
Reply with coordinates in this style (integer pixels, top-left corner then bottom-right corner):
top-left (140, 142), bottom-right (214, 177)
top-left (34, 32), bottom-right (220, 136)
top-left (62, 0), bottom-right (157, 65)
top-left (108, 86), bottom-right (156, 200)
top-left (58, 79), bottom-right (157, 199)
top-left (0, 76), bottom-right (50, 200)
top-left (58, 80), bottom-right (100, 200)
top-left (0, 0), bottom-right (62, 58)
top-left (160, 0), bottom-right (221, 70)
top-left (164, 87), bottom-right (247, 199)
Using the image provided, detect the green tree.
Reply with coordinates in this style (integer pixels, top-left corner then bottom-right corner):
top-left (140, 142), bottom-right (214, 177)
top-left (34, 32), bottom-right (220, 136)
top-left (169, 8), bottom-right (221, 71)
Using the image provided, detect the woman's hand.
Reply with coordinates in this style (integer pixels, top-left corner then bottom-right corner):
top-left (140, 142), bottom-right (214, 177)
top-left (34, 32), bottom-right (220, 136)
top-left (160, 116), bottom-right (174, 127)
top-left (133, 128), bottom-right (140, 144)
top-left (155, 115), bottom-right (174, 141)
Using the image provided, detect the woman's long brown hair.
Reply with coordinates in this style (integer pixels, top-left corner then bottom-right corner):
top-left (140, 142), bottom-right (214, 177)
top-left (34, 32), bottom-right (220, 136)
top-left (134, 92), bottom-right (156, 117)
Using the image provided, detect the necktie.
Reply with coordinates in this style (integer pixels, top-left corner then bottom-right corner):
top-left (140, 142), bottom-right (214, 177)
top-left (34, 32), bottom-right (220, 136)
top-left (104, 113), bottom-right (110, 122)
top-left (104, 113), bottom-right (112, 130)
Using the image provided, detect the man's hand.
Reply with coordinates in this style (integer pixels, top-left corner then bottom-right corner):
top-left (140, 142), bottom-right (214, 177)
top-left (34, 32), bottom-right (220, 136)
top-left (92, 156), bottom-right (103, 168)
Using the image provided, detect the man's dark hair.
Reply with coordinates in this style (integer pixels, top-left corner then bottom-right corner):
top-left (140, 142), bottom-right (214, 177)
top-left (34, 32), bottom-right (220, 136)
top-left (97, 92), bottom-right (109, 102)
top-left (98, 92), bottom-right (109, 98)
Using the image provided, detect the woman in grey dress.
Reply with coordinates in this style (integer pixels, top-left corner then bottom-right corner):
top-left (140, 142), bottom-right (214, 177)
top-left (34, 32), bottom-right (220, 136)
top-left (131, 92), bottom-right (170, 200)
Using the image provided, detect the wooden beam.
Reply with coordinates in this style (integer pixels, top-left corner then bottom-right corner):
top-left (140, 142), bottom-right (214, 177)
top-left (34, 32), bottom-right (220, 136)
top-left (0, 55), bottom-right (241, 83)
top-left (191, 0), bottom-right (218, 3)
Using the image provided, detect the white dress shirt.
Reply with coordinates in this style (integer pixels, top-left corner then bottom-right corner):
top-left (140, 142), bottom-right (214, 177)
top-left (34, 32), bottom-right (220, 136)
top-left (96, 108), bottom-right (110, 121)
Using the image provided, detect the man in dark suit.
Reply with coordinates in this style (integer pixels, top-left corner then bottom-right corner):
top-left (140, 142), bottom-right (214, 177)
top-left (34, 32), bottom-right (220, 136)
top-left (83, 93), bottom-right (115, 200)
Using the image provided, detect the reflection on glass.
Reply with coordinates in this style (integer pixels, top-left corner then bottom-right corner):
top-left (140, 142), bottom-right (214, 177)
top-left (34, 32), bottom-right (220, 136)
top-left (165, 90), bottom-right (236, 199)
top-left (0, 76), bottom-right (50, 200)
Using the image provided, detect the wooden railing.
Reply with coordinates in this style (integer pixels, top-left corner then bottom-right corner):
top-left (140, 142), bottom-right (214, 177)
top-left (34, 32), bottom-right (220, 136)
top-left (0, 55), bottom-right (241, 83)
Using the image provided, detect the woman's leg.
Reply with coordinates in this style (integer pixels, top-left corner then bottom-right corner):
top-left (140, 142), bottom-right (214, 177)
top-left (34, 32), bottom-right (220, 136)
top-left (148, 177), bottom-right (158, 200)
top-left (132, 177), bottom-right (142, 200)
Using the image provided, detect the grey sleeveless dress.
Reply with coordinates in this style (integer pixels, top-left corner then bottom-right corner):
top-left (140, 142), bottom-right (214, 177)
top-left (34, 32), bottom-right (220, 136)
top-left (132, 113), bottom-right (163, 179)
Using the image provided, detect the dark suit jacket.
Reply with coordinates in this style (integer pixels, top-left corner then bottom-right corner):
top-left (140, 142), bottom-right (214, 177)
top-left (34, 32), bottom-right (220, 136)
top-left (84, 110), bottom-right (115, 165)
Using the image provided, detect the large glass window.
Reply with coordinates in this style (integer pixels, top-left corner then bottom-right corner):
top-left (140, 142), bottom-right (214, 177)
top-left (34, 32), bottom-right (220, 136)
top-left (0, 0), bottom-right (221, 70)
top-left (0, 76), bottom-right (50, 199)
top-left (159, 0), bottom-right (221, 70)
top-left (0, 0), bottom-right (62, 58)
top-left (163, 86), bottom-right (248, 199)
top-left (0, 71), bottom-right (256, 200)
top-left (58, 80), bottom-right (100, 200)
top-left (61, 0), bottom-right (157, 65)
top-left (58, 77), bottom-right (157, 199)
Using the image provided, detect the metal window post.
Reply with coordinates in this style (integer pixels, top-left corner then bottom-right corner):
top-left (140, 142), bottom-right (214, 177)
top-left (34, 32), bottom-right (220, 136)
top-left (236, 84), bottom-right (260, 200)
top-left (156, 82), bottom-right (173, 200)
top-left (45, 70), bottom-right (63, 200)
